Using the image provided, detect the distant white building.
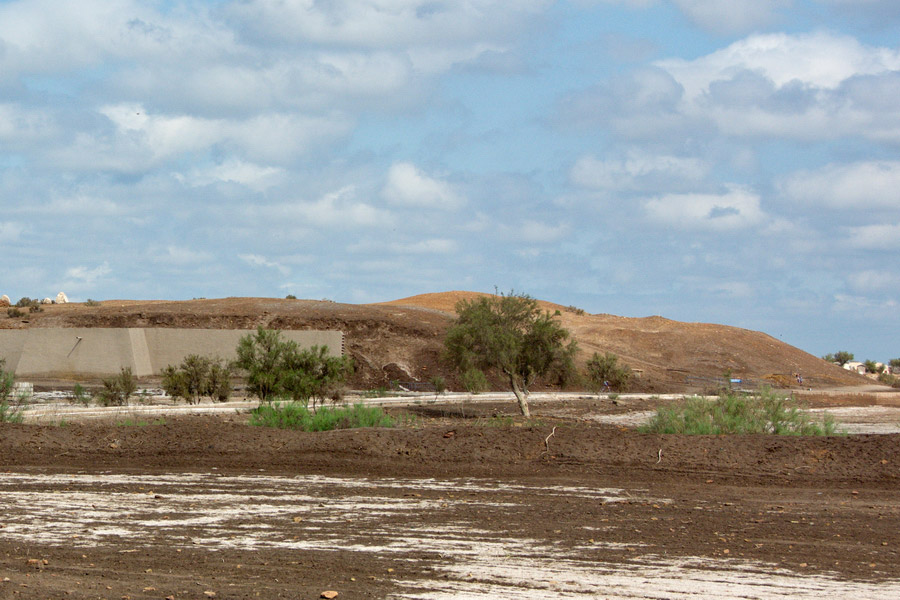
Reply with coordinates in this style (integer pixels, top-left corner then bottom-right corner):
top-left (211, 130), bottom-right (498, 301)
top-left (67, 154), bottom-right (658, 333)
top-left (844, 361), bottom-right (867, 375)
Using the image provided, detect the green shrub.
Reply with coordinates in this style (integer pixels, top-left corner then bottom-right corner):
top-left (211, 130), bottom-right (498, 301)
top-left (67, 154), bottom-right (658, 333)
top-left (234, 328), bottom-right (352, 407)
top-left (461, 368), bottom-right (488, 394)
top-left (285, 294), bottom-right (297, 300)
top-left (161, 355), bottom-right (232, 404)
top-left (430, 375), bottom-right (447, 394)
top-left (585, 351), bottom-right (632, 392)
top-left (639, 389), bottom-right (840, 435)
top-left (7, 307), bottom-right (24, 318)
top-left (878, 372), bottom-right (899, 388)
top-left (15, 297), bottom-right (39, 309)
top-left (85, 299), bottom-right (102, 307)
top-left (70, 383), bottom-right (92, 406)
top-left (0, 360), bottom-right (25, 423)
top-left (97, 367), bottom-right (137, 406)
top-left (249, 401), bottom-right (394, 431)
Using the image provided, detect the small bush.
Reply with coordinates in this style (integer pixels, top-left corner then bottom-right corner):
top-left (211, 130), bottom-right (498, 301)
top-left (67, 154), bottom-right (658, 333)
top-left (161, 355), bottom-right (232, 404)
top-left (430, 375), bottom-right (447, 394)
top-left (85, 299), bottom-right (102, 307)
top-left (585, 352), bottom-right (632, 392)
top-left (15, 297), bottom-right (39, 309)
top-left (249, 401), bottom-right (395, 431)
top-left (566, 305), bottom-right (586, 316)
top-left (97, 367), bottom-right (137, 406)
top-left (0, 360), bottom-right (25, 423)
top-left (639, 389), bottom-right (840, 435)
top-left (878, 372), bottom-right (900, 388)
top-left (7, 307), bottom-right (24, 318)
top-left (70, 383), bottom-right (92, 406)
top-left (461, 368), bottom-right (488, 394)
top-left (285, 294), bottom-right (297, 300)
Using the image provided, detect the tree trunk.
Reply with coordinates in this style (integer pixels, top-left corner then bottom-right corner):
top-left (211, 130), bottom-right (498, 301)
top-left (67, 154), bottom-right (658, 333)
top-left (509, 375), bottom-right (530, 418)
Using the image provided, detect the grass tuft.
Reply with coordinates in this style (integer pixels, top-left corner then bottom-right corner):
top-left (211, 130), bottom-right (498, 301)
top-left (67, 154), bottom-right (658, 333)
top-left (639, 389), bottom-right (841, 436)
top-left (249, 402), bottom-right (395, 431)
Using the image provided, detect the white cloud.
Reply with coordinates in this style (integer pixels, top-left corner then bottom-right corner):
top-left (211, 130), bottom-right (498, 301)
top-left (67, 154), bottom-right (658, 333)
top-left (671, 0), bottom-right (791, 35)
top-left (180, 160), bottom-right (284, 190)
top-left (644, 187), bottom-right (766, 231)
top-left (847, 270), bottom-right (900, 293)
top-left (845, 223), bottom-right (900, 249)
top-left (0, 222), bottom-right (25, 242)
top-left (258, 186), bottom-right (390, 229)
top-left (156, 246), bottom-right (214, 266)
top-left (382, 162), bottom-right (462, 209)
top-left (225, 1), bottom-right (548, 59)
top-left (515, 221), bottom-right (570, 243)
top-left (351, 238), bottom-right (457, 255)
top-left (64, 262), bottom-right (111, 285)
top-left (782, 161), bottom-right (900, 210)
top-left (239, 254), bottom-right (289, 275)
top-left (657, 32), bottom-right (900, 96)
top-left (570, 151), bottom-right (708, 191)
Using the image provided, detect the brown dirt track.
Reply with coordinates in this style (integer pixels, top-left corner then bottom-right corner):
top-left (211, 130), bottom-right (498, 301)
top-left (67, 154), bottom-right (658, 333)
top-left (2, 293), bottom-right (897, 598)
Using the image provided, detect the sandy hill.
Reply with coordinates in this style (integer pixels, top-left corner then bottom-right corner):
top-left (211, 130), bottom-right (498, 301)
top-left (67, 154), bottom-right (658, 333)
top-left (3, 292), bottom-right (868, 391)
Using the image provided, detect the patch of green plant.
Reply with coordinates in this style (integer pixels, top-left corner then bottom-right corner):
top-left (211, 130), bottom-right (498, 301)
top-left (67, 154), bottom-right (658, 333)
top-left (285, 294), bottom-right (297, 300)
top-left (585, 351), bottom-right (632, 393)
top-left (70, 383), bottom-right (92, 406)
top-left (234, 328), bottom-right (353, 408)
top-left (0, 360), bottom-right (25, 423)
top-left (566, 305), bottom-right (586, 316)
top-left (85, 299), bottom-right (102, 307)
top-left (461, 368), bottom-right (488, 394)
top-left (15, 297), bottom-right (40, 309)
top-left (878, 372), bottom-right (899, 388)
top-left (430, 376), bottom-right (447, 394)
top-left (7, 307), bottom-right (24, 318)
top-left (639, 389), bottom-right (841, 436)
top-left (97, 367), bottom-right (137, 407)
top-left (249, 401), bottom-right (395, 431)
top-left (362, 386), bottom-right (389, 398)
top-left (161, 355), bottom-right (232, 404)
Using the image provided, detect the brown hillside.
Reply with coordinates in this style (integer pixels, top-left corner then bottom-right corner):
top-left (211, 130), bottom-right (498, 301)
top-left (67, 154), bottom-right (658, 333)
top-left (3, 293), bottom-right (871, 391)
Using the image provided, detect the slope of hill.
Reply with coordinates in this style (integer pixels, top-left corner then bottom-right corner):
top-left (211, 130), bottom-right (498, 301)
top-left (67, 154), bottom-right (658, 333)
top-left (1, 293), bottom-right (869, 390)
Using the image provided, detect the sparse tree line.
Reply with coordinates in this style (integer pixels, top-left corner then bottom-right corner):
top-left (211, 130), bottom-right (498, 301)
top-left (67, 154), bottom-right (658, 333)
top-left (0, 293), bottom-right (636, 421)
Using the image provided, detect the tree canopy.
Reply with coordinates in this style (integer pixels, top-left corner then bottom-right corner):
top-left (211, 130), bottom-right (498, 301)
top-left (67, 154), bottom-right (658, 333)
top-left (444, 292), bottom-right (577, 417)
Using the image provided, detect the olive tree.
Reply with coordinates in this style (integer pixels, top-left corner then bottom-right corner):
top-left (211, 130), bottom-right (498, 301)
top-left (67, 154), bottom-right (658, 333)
top-left (444, 291), bottom-right (577, 417)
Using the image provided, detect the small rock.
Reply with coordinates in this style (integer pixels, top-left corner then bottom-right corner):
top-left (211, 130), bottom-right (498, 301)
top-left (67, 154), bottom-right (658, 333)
top-left (56, 292), bottom-right (68, 304)
top-left (0, 295), bottom-right (9, 307)
top-left (321, 592), bottom-right (339, 599)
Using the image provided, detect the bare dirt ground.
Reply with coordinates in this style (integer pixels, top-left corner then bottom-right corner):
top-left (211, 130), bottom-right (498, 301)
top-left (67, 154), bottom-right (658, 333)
top-left (2, 293), bottom-right (896, 598)
top-left (2, 394), bottom-right (899, 599)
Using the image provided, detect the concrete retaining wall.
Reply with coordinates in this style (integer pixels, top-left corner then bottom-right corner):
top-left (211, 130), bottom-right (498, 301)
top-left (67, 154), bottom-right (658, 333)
top-left (0, 328), bottom-right (343, 378)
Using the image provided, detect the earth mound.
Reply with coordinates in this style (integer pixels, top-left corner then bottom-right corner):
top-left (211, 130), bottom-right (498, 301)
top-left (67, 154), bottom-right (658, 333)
top-left (2, 292), bottom-right (869, 391)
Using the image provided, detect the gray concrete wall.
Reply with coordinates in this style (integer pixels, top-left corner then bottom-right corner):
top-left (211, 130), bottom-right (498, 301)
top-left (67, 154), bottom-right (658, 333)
top-left (0, 328), bottom-right (343, 378)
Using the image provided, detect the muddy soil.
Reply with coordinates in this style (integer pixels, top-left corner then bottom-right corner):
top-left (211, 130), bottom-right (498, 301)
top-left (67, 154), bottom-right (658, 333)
top-left (1, 398), bottom-right (899, 599)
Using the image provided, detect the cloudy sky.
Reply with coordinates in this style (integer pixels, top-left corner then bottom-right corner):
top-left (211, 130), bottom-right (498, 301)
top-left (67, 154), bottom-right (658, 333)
top-left (1, 0), bottom-right (898, 360)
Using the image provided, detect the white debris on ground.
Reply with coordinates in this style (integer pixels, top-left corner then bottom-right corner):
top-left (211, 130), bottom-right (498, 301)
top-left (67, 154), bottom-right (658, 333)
top-left (0, 472), bottom-right (897, 600)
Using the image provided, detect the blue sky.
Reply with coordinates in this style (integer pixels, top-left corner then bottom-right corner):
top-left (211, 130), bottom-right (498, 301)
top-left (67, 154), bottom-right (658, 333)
top-left (1, 0), bottom-right (898, 361)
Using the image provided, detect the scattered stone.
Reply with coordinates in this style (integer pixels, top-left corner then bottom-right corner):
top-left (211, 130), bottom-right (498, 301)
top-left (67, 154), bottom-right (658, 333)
top-left (56, 292), bottom-right (68, 304)
top-left (0, 295), bottom-right (9, 307)
top-left (321, 592), bottom-right (339, 599)
top-left (41, 298), bottom-right (52, 305)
